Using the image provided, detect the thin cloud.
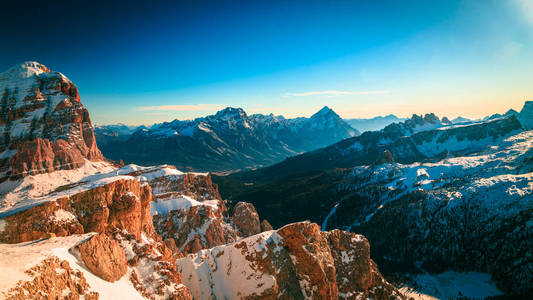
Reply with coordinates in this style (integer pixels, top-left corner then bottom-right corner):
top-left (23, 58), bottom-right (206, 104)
top-left (284, 90), bottom-right (389, 97)
top-left (137, 104), bottom-right (224, 111)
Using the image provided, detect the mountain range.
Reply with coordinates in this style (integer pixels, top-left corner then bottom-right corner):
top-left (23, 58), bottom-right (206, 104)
top-left (95, 106), bottom-right (359, 172)
top-left (215, 100), bottom-right (533, 296)
top-left (1, 61), bottom-right (531, 298)
top-left (344, 114), bottom-right (406, 132)
top-left (0, 61), bottom-right (408, 299)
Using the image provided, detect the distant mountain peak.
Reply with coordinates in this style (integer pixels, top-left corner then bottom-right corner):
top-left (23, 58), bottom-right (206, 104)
top-left (311, 106), bottom-right (340, 119)
top-left (215, 107), bottom-right (247, 120)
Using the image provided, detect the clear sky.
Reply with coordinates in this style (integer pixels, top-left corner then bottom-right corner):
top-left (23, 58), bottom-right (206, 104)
top-left (1, 0), bottom-right (532, 125)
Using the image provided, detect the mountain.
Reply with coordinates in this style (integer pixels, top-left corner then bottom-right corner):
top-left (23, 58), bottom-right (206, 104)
top-left (319, 129), bottom-right (533, 295)
top-left (226, 112), bottom-right (496, 182)
top-left (216, 114), bottom-right (524, 228)
top-left (0, 61), bottom-right (103, 179)
top-left (95, 123), bottom-right (145, 136)
top-left (96, 105), bottom-right (359, 172)
top-left (344, 114), bottom-right (406, 132)
top-left (451, 116), bottom-right (472, 124)
top-left (0, 62), bottom-right (403, 299)
top-left (519, 100), bottom-right (533, 129)
top-left (215, 102), bottom-right (532, 296)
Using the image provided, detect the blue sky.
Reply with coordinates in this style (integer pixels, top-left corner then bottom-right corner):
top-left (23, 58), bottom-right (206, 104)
top-left (1, 0), bottom-right (532, 125)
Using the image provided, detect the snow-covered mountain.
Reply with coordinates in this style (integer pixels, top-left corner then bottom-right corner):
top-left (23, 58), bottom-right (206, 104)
top-left (321, 129), bottom-right (533, 294)
top-left (344, 114), bottom-right (406, 133)
top-left (0, 61), bottom-right (103, 180)
top-left (95, 123), bottom-right (145, 136)
top-left (96, 105), bottom-right (359, 172)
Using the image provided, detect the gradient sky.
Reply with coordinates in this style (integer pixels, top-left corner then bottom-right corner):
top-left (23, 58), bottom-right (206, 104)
top-left (1, 0), bottom-right (532, 125)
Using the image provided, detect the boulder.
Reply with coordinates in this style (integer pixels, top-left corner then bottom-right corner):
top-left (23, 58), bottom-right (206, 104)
top-left (76, 233), bottom-right (127, 282)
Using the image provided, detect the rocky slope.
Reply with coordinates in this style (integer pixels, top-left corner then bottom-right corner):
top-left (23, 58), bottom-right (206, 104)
top-left (0, 61), bottom-right (103, 180)
top-left (96, 106), bottom-right (359, 172)
top-left (177, 221), bottom-right (404, 300)
top-left (321, 129), bottom-right (533, 295)
top-left (217, 101), bottom-right (533, 296)
top-left (0, 61), bottom-right (419, 299)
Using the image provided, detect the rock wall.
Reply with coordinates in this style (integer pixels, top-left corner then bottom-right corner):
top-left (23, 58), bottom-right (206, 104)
top-left (177, 221), bottom-right (404, 300)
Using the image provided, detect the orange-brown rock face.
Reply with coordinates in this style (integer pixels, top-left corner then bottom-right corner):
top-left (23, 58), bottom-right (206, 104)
top-left (324, 229), bottom-right (402, 300)
top-left (277, 221), bottom-right (338, 299)
top-left (0, 179), bottom-right (154, 243)
top-left (3, 257), bottom-right (98, 300)
top-left (0, 62), bottom-right (103, 179)
top-left (231, 201), bottom-right (262, 237)
top-left (76, 233), bottom-right (128, 282)
top-left (153, 200), bottom-right (239, 254)
top-left (177, 221), bottom-right (405, 300)
top-left (0, 176), bottom-right (193, 299)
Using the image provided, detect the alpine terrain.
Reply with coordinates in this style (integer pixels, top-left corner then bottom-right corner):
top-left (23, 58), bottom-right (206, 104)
top-left (0, 62), bottom-right (403, 299)
top-left (95, 106), bottom-right (359, 172)
top-left (216, 101), bottom-right (533, 297)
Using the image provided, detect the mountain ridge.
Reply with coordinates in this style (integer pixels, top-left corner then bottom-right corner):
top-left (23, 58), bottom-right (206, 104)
top-left (95, 105), bottom-right (359, 172)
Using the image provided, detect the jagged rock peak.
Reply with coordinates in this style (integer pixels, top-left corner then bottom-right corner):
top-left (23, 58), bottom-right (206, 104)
top-left (312, 105), bottom-right (340, 118)
top-left (519, 100), bottom-right (533, 129)
top-left (0, 61), bottom-right (103, 179)
top-left (214, 107), bottom-right (247, 119)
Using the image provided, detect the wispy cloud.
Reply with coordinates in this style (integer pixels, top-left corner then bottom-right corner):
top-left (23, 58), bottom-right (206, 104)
top-left (137, 104), bottom-right (224, 111)
top-left (284, 90), bottom-right (389, 97)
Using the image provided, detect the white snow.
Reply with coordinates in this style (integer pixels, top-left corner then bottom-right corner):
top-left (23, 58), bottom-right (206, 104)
top-left (0, 160), bottom-right (116, 217)
top-left (177, 230), bottom-right (282, 300)
top-left (50, 209), bottom-right (77, 222)
top-left (0, 162), bottom-right (200, 219)
top-left (150, 195), bottom-right (219, 216)
top-left (345, 130), bottom-right (533, 223)
top-left (400, 271), bottom-right (503, 299)
top-left (0, 234), bottom-right (145, 299)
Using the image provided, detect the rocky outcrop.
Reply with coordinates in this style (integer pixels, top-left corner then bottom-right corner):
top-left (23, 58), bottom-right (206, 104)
top-left (325, 230), bottom-right (400, 299)
top-left (177, 221), bottom-right (405, 300)
top-left (0, 177), bottom-right (193, 299)
top-left (3, 258), bottom-right (98, 300)
top-left (261, 219), bottom-right (273, 231)
top-left (0, 179), bottom-right (154, 243)
top-left (76, 233), bottom-right (127, 282)
top-left (148, 169), bottom-right (273, 254)
top-left (0, 62), bottom-right (103, 179)
top-left (231, 201), bottom-right (262, 237)
top-left (153, 201), bottom-right (238, 254)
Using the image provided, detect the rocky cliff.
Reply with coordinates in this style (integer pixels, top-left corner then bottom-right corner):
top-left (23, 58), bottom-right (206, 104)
top-left (0, 62), bottom-right (103, 179)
